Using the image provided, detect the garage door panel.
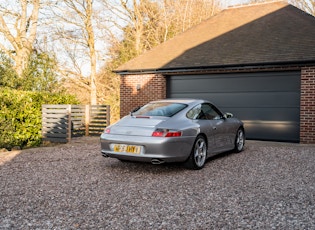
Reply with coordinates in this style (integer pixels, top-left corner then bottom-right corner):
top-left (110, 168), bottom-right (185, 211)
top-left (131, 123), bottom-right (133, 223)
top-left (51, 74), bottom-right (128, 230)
top-left (202, 92), bottom-right (299, 108)
top-left (169, 72), bottom-right (300, 93)
top-left (222, 108), bottom-right (300, 122)
top-left (171, 91), bottom-right (299, 109)
top-left (167, 71), bottom-right (300, 142)
top-left (244, 121), bottom-right (300, 142)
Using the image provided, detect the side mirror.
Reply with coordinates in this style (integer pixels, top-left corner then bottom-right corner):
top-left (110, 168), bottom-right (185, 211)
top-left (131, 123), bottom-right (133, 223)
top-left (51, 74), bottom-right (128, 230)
top-left (224, 112), bottom-right (233, 119)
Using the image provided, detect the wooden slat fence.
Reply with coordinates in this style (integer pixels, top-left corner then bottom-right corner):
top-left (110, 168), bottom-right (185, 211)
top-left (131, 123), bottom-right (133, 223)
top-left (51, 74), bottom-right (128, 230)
top-left (42, 104), bottom-right (110, 143)
top-left (71, 105), bottom-right (86, 137)
top-left (42, 105), bottom-right (70, 143)
top-left (88, 105), bottom-right (111, 136)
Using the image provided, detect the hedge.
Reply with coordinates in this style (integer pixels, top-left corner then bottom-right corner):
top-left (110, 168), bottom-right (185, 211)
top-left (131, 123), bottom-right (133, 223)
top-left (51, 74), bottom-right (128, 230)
top-left (0, 88), bottom-right (79, 150)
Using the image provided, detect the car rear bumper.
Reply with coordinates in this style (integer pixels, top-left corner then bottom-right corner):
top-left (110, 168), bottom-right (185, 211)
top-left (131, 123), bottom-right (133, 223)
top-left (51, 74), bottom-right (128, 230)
top-left (100, 133), bottom-right (195, 163)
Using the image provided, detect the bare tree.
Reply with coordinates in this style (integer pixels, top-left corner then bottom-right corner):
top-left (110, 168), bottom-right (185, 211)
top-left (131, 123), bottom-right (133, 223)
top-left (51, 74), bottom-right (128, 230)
top-left (103, 0), bottom-right (158, 56)
top-left (50, 0), bottom-right (102, 105)
top-left (289, 0), bottom-right (314, 15)
top-left (0, 0), bottom-right (40, 77)
top-left (103, 0), bottom-right (220, 59)
top-left (165, 0), bottom-right (220, 33)
top-left (246, 0), bottom-right (314, 16)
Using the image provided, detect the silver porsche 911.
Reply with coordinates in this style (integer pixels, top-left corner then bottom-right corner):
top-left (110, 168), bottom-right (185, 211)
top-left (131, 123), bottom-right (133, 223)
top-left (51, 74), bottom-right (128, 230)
top-left (100, 99), bottom-right (245, 169)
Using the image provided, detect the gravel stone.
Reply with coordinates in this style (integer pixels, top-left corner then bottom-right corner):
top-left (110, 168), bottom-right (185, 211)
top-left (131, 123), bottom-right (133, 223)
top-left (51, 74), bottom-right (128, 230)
top-left (0, 137), bottom-right (315, 229)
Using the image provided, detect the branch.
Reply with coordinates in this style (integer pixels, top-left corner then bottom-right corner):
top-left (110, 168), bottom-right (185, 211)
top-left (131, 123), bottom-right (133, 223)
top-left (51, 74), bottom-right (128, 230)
top-left (58, 68), bottom-right (91, 91)
top-left (0, 13), bottom-right (19, 51)
top-left (0, 43), bottom-right (14, 60)
top-left (27, 0), bottom-right (40, 44)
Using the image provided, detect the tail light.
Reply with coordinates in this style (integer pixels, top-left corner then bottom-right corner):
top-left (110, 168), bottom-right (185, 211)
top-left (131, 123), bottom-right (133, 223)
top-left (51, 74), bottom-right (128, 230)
top-left (152, 129), bottom-right (182, 137)
top-left (104, 127), bottom-right (111, 134)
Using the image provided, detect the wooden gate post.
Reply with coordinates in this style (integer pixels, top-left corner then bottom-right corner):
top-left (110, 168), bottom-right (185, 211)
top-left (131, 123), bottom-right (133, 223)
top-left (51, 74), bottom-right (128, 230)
top-left (106, 105), bottom-right (110, 127)
top-left (67, 105), bottom-right (72, 142)
top-left (85, 105), bottom-right (90, 136)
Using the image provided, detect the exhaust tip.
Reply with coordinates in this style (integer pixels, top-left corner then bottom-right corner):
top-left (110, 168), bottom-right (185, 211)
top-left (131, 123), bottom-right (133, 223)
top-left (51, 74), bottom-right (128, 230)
top-left (102, 152), bottom-right (109, 158)
top-left (151, 159), bottom-right (165, 165)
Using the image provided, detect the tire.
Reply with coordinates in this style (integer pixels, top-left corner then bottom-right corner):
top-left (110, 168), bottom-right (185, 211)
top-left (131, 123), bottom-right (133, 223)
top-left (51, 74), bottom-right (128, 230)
top-left (185, 136), bottom-right (207, 170)
top-left (234, 128), bottom-right (245, 153)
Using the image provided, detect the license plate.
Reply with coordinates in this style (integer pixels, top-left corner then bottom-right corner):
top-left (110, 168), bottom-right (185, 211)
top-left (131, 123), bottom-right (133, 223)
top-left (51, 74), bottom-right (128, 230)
top-left (113, 144), bottom-right (141, 154)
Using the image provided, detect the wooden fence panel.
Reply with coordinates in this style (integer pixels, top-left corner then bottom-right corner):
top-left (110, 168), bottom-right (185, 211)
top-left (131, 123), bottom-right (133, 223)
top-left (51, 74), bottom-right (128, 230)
top-left (89, 105), bottom-right (110, 136)
top-left (42, 105), bottom-right (70, 143)
top-left (42, 104), bottom-right (110, 143)
top-left (71, 105), bottom-right (85, 137)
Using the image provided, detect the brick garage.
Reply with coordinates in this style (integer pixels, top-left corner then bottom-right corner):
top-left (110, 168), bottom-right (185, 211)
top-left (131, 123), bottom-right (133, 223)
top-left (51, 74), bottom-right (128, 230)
top-left (116, 2), bottom-right (315, 143)
top-left (300, 67), bottom-right (315, 143)
top-left (120, 74), bottom-right (166, 116)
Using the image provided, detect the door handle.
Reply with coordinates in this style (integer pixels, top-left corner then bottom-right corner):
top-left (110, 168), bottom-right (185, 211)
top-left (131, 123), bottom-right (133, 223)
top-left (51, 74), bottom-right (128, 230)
top-left (213, 127), bottom-right (217, 130)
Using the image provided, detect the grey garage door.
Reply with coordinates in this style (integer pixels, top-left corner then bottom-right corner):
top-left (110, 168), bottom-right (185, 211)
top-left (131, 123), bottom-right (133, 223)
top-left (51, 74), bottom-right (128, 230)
top-left (167, 71), bottom-right (300, 142)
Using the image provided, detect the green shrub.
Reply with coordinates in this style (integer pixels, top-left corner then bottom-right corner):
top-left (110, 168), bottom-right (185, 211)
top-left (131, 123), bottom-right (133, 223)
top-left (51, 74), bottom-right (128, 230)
top-left (0, 88), bottom-right (79, 150)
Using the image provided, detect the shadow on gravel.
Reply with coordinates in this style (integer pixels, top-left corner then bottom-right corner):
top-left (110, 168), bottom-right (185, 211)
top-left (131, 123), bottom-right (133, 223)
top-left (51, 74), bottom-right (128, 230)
top-left (99, 158), bottom-right (188, 173)
top-left (98, 147), bottom-right (241, 174)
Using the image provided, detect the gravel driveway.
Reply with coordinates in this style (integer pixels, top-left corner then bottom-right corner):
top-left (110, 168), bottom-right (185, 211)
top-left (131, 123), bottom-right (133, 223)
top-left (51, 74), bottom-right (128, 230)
top-left (1, 137), bottom-right (315, 229)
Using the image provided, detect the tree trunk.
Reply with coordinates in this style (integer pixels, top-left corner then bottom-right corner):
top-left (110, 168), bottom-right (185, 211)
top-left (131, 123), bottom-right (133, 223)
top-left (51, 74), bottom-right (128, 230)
top-left (86, 0), bottom-right (97, 105)
top-left (15, 47), bottom-right (32, 77)
top-left (0, 0), bottom-right (40, 78)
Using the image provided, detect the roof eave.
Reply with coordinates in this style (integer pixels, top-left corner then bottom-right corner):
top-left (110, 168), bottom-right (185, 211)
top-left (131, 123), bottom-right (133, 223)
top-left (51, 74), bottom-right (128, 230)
top-left (114, 60), bottom-right (315, 75)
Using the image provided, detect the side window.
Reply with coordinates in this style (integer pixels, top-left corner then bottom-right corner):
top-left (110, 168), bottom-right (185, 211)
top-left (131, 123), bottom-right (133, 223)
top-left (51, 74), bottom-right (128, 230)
top-left (200, 103), bottom-right (220, 120)
top-left (186, 104), bottom-right (202, 119)
top-left (187, 103), bottom-right (221, 120)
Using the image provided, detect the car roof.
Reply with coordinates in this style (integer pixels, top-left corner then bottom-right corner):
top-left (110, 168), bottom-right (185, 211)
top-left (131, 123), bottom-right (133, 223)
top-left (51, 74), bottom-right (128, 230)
top-left (150, 98), bottom-right (208, 105)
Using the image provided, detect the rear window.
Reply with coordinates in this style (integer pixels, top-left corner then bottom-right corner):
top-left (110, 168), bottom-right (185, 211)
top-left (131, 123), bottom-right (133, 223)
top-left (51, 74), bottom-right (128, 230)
top-left (133, 102), bottom-right (187, 117)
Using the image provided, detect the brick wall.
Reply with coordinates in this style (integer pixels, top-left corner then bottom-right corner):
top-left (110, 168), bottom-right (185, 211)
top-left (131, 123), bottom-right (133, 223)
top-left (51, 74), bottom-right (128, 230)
top-left (120, 74), bottom-right (166, 117)
top-left (300, 66), bottom-right (315, 144)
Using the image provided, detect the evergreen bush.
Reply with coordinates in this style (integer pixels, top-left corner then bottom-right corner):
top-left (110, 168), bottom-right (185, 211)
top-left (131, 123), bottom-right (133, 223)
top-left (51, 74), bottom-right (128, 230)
top-left (0, 88), bottom-right (79, 150)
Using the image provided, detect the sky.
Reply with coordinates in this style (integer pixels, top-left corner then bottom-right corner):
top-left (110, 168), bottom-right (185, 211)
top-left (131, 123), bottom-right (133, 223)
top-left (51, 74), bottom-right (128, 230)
top-left (224, 0), bottom-right (252, 8)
